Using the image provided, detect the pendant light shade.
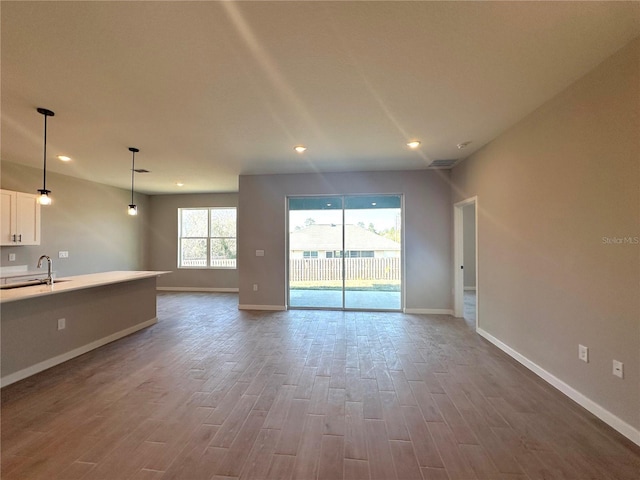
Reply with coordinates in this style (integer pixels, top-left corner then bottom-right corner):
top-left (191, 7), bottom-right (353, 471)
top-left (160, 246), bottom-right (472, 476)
top-left (128, 147), bottom-right (139, 216)
top-left (36, 107), bottom-right (55, 205)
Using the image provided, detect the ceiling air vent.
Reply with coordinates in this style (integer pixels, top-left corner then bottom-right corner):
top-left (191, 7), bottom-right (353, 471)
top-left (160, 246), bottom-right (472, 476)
top-left (133, 169), bottom-right (150, 173)
top-left (428, 159), bottom-right (458, 169)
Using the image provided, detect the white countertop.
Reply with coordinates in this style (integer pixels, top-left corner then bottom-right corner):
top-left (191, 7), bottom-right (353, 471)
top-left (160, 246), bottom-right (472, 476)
top-left (0, 271), bottom-right (170, 304)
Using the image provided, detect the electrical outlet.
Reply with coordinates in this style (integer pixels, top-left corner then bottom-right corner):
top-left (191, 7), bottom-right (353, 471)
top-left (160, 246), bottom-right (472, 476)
top-left (253, 284), bottom-right (258, 291)
top-left (613, 360), bottom-right (624, 378)
top-left (8, 253), bottom-right (16, 262)
top-left (578, 344), bottom-right (589, 363)
top-left (58, 251), bottom-right (69, 259)
top-left (57, 318), bottom-right (66, 330)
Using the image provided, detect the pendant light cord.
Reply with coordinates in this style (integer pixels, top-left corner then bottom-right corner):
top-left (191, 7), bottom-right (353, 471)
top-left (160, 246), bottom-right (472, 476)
top-left (131, 150), bottom-right (135, 205)
top-left (36, 107), bottom-right (54, 198)
top-left (42, 113), bottom-right (48, 191)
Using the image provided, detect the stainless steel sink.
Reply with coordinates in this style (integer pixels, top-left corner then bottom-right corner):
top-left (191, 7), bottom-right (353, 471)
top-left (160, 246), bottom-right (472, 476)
top-left (0, 279), bottom-right (70, 290)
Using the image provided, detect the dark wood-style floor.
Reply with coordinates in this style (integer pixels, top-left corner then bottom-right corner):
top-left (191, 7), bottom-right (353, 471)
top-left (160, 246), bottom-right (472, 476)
top-left (2, 292), bottom-right (639, 480)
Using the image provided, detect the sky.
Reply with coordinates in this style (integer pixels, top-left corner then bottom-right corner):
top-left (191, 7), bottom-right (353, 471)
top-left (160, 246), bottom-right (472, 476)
top-left (289, 208), bottom-right (401, 233)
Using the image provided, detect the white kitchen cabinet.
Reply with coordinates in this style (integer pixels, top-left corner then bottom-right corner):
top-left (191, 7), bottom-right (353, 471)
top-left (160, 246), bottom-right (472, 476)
top-left (0, 189), bottom-right (41, 246)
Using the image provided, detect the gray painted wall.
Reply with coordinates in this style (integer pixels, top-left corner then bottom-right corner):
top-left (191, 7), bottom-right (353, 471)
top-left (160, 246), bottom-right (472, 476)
top-left (149, 193), bottom-right (239, 290)
top-left (463, 204), bottom-right (476, 288)
top-left (238, 170), bottom-right (452, 310)
top-left (451, 38), bottom-right (639, 430)
top-left (1, 162), bottom-right (149, 276)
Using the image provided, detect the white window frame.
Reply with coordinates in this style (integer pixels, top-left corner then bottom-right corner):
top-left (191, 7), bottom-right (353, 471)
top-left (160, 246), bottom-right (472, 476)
top-left (178, 207), bottom-right (237, 269)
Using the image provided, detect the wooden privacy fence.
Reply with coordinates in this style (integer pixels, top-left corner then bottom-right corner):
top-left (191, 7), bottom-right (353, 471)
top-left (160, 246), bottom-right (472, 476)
top-left (290, 258), bottom-right (400, 282)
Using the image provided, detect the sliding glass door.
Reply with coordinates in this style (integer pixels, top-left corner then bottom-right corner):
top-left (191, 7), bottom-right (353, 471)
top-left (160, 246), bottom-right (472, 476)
top-left (344, 195), bottom-right (402, 309)
top-left (288, 195), bottom-right (402, 311)
top-left (288, 197), bottom-right (344, 308)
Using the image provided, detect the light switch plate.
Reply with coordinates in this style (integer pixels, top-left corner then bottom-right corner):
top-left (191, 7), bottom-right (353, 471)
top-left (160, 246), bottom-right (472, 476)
top-left (8, 253), bottom-right (16, 262)
top-left (59, 251), bottom-right (69, 258)
top-left (613, 360), bottom-right (624, 378)
top-left (256, 250), bottom-right (265, 257)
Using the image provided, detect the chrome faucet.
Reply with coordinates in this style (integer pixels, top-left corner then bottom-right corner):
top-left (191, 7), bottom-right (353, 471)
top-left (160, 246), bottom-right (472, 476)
top-left (37, 255), bottom-right (53, 285)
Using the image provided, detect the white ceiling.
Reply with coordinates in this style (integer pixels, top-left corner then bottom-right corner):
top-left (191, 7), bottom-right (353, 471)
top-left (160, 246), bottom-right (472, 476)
top-left (2, 1), bottom-right (639, 194)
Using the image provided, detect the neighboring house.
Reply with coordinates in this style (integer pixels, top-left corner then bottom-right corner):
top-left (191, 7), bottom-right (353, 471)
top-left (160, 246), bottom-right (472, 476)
top-left (290, 224), bottom-right (400, 259)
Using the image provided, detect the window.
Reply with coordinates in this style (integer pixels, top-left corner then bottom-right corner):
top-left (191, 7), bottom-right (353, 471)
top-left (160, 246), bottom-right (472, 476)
top-left (303, 251), bottom-right (318, 258)
top-left (345, 250), bottom-right (374, 258)
top-left (178, 207), bottom-right (236, 268)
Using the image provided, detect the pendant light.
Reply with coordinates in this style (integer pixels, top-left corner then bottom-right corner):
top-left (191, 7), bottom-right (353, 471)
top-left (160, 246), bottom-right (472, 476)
top-left (128, 147), bottom-right (139, 216)
top-left (36, 107), bottom-right (55, 205)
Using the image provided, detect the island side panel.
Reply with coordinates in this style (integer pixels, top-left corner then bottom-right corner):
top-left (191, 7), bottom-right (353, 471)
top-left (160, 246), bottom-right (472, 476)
top-left (1, 277), bottom-right (157, 383)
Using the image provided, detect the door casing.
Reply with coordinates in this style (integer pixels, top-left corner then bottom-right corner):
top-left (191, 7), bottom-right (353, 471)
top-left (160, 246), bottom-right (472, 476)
top-left (453, 196), bottom-right (478, 329)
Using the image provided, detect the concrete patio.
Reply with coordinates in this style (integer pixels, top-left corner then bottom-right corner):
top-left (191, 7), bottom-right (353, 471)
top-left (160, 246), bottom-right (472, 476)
top-left (289, 288), bottom-right (401, 310)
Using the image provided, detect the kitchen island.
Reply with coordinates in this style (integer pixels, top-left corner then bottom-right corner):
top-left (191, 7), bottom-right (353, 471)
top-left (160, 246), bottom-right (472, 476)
top-left (1, 271), bottom-right (169, 386)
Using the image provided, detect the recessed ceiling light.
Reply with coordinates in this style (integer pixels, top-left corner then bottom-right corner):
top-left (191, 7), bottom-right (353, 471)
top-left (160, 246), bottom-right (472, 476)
top-left (176, 182), bottom-right (184, 187)
top-left (371, 202), bottom-right (377, 206)
top-left (407, 141), bottom-right (421, 149)
top-left (57, 155), bottom-right (71, 162)
top-left (457, 141), bottom-right (472, 149)
top-left (294, 145), bottom-right (307, 153)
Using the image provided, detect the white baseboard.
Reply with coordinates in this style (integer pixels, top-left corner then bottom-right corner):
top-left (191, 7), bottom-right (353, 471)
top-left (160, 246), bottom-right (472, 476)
top-left (0, 318), bottom-right (158, 388)
top-left (477, 327), bottom-right (640, 447)
top-left (156, 287), bottom-right (239, 293)
top-left (404, 308), bottom-right (454, 315)
top-left (238, 304), bottom-right (287, 311)
top-left (464, 286), bottom-right (477, 291)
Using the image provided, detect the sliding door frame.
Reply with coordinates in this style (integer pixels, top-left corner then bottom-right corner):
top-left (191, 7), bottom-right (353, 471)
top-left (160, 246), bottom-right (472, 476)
top-left (286, 193), bottom-right (404, 312)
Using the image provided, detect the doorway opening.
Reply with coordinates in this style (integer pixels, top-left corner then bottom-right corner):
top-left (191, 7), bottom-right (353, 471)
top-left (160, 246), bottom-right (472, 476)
top-left (288, 195), bottom-right (403, 311)
top-left (454, 197), bottom-right (478, 329)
